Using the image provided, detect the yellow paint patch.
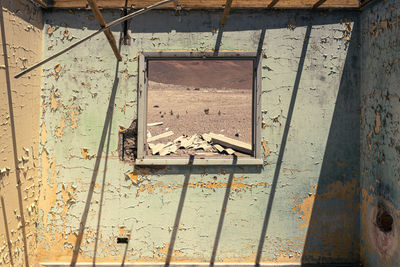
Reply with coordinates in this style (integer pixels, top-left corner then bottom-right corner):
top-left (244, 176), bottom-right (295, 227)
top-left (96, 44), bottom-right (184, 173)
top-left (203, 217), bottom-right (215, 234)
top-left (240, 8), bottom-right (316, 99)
top-left (126, 171), bottom-right (138, 184)
top-left (70, 110), bottom-right (78, 128)
top-left (54, 64), bottom-right (62, 73)
top-left (262, 139), bottom-right (270, 158)
top-left (47, 26), bottom-right (54, 35)
top-left (41, 122), bottom-right (47, 145)
top-left (50, 92), bottom-right (59, 111)
top-left (55, 118), bottom-right (65, 137)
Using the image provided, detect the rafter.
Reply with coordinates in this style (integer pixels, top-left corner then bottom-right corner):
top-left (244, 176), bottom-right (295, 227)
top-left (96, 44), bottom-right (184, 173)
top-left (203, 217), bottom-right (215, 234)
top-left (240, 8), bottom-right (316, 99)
top-left (220, 0), bottom-right (233, 26)
top-left (87, 0), bottom-right (122, 61)
top-left (267, 0), bottom-right (279, 8)
top-left (313, 0), bottom-right (328, 8)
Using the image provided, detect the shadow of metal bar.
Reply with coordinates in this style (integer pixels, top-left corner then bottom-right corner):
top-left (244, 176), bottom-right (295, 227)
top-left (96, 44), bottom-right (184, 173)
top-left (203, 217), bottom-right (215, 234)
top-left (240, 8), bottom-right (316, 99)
top-left (70, 62), bottom-right (120, 266)
top-left (165, 157), bottom-right (194, 265)
top-left (1, 196), bottom-right (14, 266)
top-left (255, 23), bottom-right (312, 265)
top-left (210, 157), bottom-right (237, 265)
top-left (0, 6), bottom-right (30, 267)
top-left (92, 110), bottom-right (114, 265)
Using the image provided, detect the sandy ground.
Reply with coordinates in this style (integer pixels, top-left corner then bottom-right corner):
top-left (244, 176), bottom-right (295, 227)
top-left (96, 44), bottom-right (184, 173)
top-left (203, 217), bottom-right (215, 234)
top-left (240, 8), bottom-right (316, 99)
top-left (146, 81), bottom-right (252, 155)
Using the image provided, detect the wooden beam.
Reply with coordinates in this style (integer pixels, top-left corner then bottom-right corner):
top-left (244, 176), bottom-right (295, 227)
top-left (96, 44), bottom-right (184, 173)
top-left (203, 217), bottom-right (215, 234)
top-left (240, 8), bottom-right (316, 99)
top-left (220, 0), bottom-right (233, 26)
top-left (360, 0), bottom-right (376, 8)
top-left (87, 0), bottom-right (122, 61)
top-left (15, 0), bottom-right (175, 78)
top-left (32, 0), bottom-right (48, 7)
top-left (313, 0), bottom-right (328, 8)
top-left (48, 0), bottom-right (359, 9)
top-left (267, 0), bottom-right (279, 8)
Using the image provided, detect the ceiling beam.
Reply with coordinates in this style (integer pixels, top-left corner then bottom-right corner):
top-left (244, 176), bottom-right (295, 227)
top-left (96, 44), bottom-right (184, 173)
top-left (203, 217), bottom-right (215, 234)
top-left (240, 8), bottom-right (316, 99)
top-left (220, 0), bottom-right (233, 26)
top-left (86, 0), bottom-right (122, 61)
top-left (47, 1), bottom-right (360, 9)
top-left (313, 0), bottom-right (328, 8)
top-left (32, 0), bottom-right (48, 7)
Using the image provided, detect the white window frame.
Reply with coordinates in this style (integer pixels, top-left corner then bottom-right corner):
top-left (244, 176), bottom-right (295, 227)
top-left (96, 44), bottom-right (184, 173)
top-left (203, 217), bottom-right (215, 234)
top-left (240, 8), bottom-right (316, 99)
top-left (135, 51), bottom-right (262, 166)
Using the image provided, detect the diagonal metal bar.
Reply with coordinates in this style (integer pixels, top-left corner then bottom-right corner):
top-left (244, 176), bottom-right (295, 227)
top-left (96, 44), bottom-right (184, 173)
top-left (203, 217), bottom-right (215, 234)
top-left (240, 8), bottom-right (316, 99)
top-left (220, 0), bottom-right (233, 26)
top-left (313, 0), bottom-right (328, 8)
top-left (15, 0), bottom-right (176, 78)
top-left (87, 0), bottom-right (122, 61)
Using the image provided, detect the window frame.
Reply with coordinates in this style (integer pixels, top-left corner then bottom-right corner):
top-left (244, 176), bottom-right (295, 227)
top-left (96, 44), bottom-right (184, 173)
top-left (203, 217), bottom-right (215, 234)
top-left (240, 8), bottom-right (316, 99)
top-left (136, 51), bottom-right (262, 166)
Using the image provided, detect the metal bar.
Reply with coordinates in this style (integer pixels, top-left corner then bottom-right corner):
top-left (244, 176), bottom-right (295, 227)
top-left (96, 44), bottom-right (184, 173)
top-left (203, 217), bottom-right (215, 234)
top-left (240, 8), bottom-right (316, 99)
top-left (220, 0), bottom-right (233, 26)
top-left (267, 0), bottom-right (279, 8)
top-left (87, 0), bottom-right (122, 61)
top-left (313, 0), bottom-right (328, 8)
top-left (14, 0), bottom-right (175, 78)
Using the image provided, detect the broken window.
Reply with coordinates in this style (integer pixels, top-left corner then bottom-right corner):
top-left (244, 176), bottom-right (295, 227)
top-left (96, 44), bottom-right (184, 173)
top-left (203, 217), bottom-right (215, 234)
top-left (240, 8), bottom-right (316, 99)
top-left (132, 52), bottom-right (262, 165)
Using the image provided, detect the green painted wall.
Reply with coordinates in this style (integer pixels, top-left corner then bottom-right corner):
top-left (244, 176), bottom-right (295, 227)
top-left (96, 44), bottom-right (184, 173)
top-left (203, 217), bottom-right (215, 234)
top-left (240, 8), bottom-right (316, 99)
top-left (360, 0), bottom-right (400, 266)
top-left (38, 9), bottom-right (360, 265)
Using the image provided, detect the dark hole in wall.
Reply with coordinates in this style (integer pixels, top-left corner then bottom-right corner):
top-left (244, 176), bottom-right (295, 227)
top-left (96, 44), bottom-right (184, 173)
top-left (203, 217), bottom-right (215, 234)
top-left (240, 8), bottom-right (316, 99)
top-left (118, 119), bottom-right (137, 162)
top-left (117, 237), bottom-right (129, 244)
top-left (376, 202), bottom-right (393, 233)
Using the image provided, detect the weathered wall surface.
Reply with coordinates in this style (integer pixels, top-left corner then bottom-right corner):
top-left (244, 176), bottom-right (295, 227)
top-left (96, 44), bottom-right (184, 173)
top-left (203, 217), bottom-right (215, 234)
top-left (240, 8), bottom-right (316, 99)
top-left (360, 0), bottom-right (400, 266)
top-left (39, 9), bottom-right (360, 265)
top-left (0, 0), bottom-right (43, 266)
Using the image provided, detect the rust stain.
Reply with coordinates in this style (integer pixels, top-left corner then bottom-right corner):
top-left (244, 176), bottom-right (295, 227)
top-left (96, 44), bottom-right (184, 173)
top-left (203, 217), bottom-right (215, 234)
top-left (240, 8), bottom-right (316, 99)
top-left (375, 113), bottom-right (381, 134)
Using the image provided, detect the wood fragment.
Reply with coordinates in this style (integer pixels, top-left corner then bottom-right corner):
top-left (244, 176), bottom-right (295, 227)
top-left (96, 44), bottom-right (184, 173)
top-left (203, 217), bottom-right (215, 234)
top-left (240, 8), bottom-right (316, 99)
top-left (214, 144), bottom-right (224, 153)
top-left (220, 0), bottom-right (233, 26)
top-left (147, 131), bottom-right (174, 142)
top-left (202, 133), bottom-right (212, 142)
top-left (147, 122), bottom-right (163, 127)
top-left (225, 148), bottom-right (235, 155)
top-left (180, 135), bottom-right (196, 148)
top-left (209, 133), bottom-right (252, 155)
top-left (149, 143), bottom-right (167, 155)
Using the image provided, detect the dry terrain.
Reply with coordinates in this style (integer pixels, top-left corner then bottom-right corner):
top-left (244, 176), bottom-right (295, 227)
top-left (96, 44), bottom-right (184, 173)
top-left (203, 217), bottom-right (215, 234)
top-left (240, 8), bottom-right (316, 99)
top-left (147, 81), bottom-right (252, 156)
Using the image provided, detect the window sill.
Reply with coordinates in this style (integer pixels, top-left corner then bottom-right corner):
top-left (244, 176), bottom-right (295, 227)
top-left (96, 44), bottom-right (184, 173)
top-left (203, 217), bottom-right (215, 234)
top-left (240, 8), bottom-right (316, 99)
top-left (135, 157), bottom-right (264, 166)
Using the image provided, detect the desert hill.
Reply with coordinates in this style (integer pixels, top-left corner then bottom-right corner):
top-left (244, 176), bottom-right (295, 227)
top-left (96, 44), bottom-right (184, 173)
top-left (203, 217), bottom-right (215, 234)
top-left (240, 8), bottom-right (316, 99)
top-left (148, 60), bottom-right (253, 89)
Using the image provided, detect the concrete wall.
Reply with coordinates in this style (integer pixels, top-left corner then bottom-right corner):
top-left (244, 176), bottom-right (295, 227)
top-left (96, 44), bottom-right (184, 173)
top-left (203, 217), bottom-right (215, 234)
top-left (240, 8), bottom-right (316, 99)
top-left (360, 0), bottom-right (400, 266)
top-left (0, 0), bottom-right (43, 266)
top-left (38, 9), bottom-right (360, 265)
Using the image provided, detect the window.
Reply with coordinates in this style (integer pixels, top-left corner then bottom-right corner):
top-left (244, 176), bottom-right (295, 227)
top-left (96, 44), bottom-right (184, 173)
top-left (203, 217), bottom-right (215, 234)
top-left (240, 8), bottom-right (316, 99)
top-left (135, 52), bottom-right (262, 165)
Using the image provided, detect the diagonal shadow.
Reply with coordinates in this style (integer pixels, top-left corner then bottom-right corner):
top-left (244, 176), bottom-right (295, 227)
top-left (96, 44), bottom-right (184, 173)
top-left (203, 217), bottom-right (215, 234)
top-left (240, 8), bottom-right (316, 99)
top-left (165, 156), bottom-right (194, 266)
top-left (210, 27), bottom-right (265, 265)
top-left (1, 196), bottom-right (14, 266)
top-left (213, 25), bottom-right (224, 56)
top-left (70, 60), bottom-right (120, 266)
top-left (209, 157), bottom-right (237, 265)
top-left (91, 39), bottom-right (123, 265)
top-left (92, 106), bottom-right (114, 264)
top-left (255, 22), bottom-right (312, 265)
top-left (0, 6), bottom-right (30, 267)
